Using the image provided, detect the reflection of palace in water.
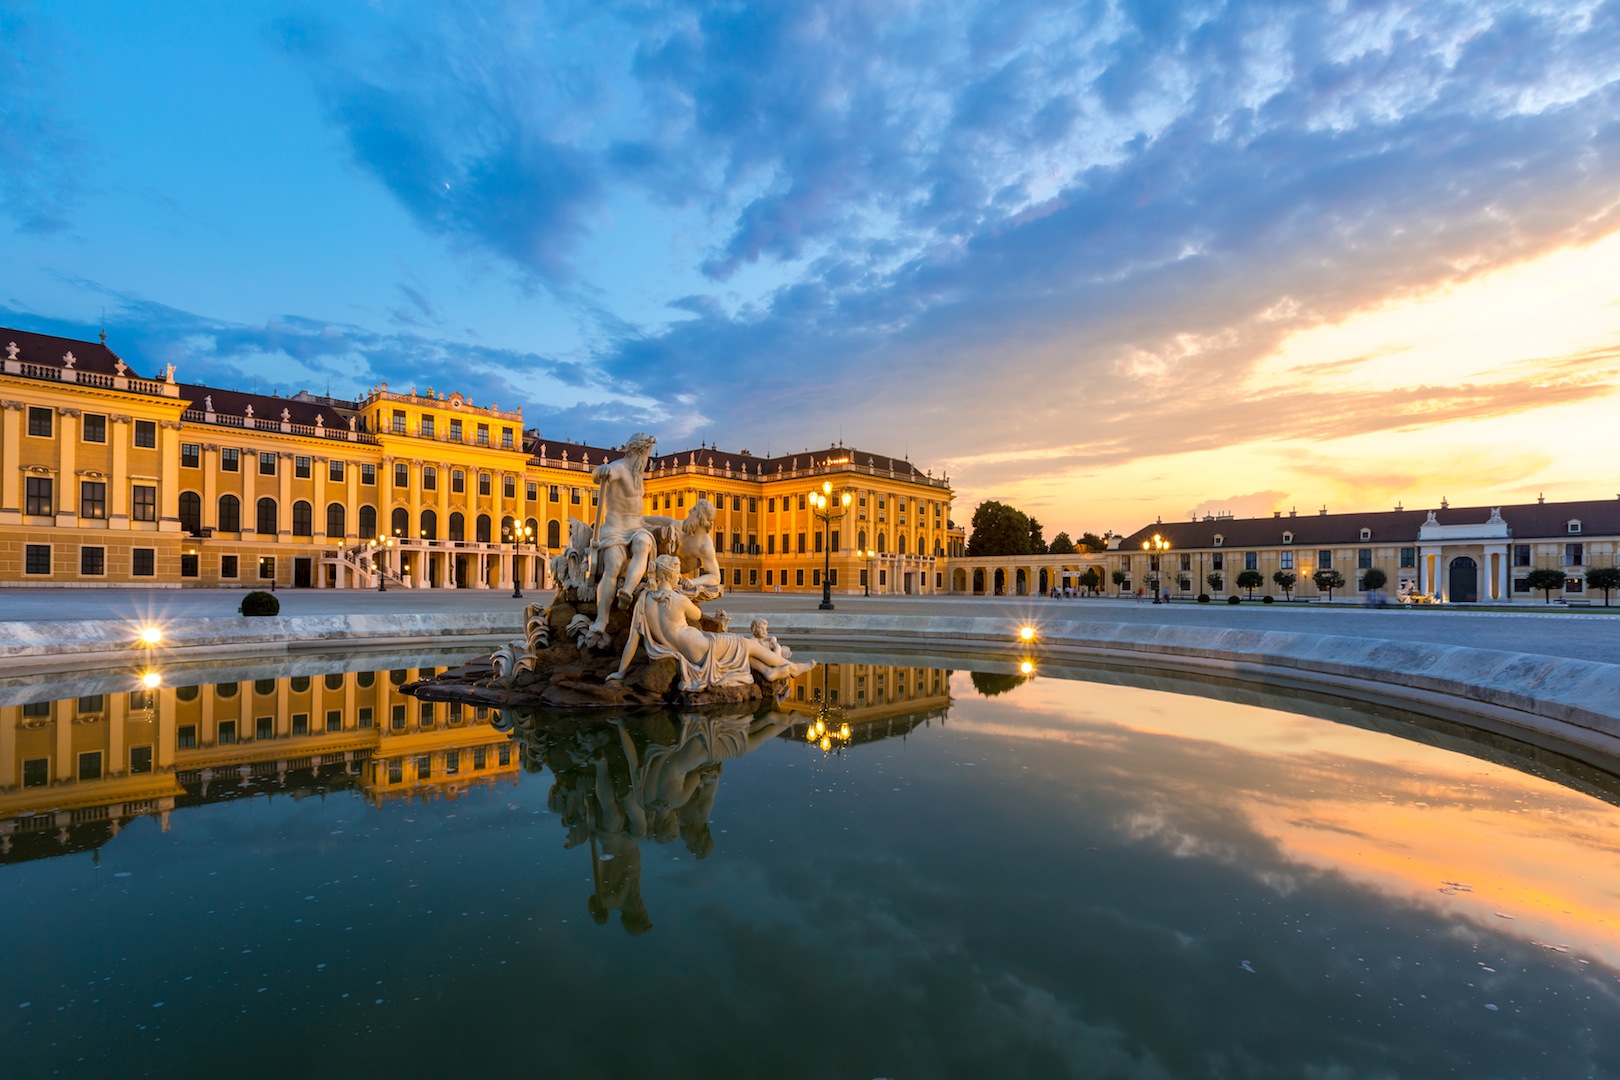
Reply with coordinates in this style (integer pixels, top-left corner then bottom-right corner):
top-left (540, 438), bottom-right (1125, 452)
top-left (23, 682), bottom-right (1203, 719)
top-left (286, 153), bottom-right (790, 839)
top-left (776, 661), bottom-right (953, 748)
top-left (0, 666), bottom-right (519, 862)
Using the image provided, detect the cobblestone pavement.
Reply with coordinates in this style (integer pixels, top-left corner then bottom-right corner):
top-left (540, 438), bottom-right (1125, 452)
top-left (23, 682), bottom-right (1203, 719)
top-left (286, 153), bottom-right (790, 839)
top-left (0, 587), bottom-right (1616, 665)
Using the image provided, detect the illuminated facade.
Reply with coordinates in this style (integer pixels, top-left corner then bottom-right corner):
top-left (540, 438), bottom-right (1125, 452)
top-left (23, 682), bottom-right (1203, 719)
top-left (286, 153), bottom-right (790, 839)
top-left (0, 326), bottom-right (953, 594)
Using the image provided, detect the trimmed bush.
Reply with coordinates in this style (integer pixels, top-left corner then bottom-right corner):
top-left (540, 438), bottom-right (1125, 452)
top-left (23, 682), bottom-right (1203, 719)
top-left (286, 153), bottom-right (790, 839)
top-left (1197, 593), bottom-right (1211, 604)
top-left (240, 591), bottom-right (280, 617)
top-left (1262, 595), bottom-right (1275, 604)
top-left (1227, 595), bottom-right (1241, 605)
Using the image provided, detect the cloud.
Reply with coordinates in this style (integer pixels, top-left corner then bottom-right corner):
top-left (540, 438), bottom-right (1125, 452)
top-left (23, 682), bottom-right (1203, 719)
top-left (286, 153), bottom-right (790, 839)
top-left (0, 6), bottom-right (86, 233)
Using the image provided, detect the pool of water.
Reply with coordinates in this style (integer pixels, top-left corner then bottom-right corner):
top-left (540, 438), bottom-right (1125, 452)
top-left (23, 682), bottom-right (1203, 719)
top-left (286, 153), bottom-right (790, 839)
top-left (2, 653), bottom-right (1618, 1078)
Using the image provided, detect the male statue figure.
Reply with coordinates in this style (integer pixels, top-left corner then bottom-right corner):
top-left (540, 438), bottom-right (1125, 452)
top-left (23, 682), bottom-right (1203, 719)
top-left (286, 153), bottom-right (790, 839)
top-left (587, 432), bottom-right (659, 640)
top-left (641, 497), bottom-right (724, 602)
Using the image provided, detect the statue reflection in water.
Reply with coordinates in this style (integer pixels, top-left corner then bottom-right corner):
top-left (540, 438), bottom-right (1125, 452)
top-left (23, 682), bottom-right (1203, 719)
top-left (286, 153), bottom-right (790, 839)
top-left (496, 703), bottom-right (791, 935)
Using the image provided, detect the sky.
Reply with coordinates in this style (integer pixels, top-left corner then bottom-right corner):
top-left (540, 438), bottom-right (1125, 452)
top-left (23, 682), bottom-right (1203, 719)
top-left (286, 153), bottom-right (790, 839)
top-left (3, 0), bottom-right (1619, 539)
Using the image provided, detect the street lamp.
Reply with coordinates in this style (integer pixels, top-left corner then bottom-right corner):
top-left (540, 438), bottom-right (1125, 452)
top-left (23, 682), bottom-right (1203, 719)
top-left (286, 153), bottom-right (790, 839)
top-left (508, 522), bottom-right (534, 598)
top-left (1142, 533), bottom-right (1170, 603)
top-left (370, 534), bottom-right (394, 592)
top-left (860, 548), bottom-right (877, 596)
top-left (810, 480), bottom-right (852, 611)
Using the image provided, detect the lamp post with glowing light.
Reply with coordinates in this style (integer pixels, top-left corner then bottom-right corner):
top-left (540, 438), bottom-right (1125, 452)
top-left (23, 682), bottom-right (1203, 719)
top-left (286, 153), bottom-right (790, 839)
top-left (860, 548), bottom-right (877, 596)
top-left (370, 535), bottom-right (394, 592)
top-left (1142, 534), bottom-right (1170, 603)
top-left (811, 480), bottom-right (852, 611)
top-left (507, 521), bottom-right (534, 598)
top-left (804, 664), bottom-right (852, 753)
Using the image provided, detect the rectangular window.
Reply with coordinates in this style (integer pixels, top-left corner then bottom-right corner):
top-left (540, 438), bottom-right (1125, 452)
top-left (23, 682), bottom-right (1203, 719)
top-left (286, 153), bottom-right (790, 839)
top-left (388, 759), bottom-right (403, 784)
top-left (503, 476), bottom-right (515, 499)
top-left (1318, 550), bottom-right (1332, 570)
top-left (80, 480), bottom-right (107, 519)
top-left (479, 474), bottom-right (491, 496)
top-left (1401, 547), bottom-right (1416, 568)
top-left (218, 721), bottom-right (238, 745)
top-left (1358, 549), bottom-right (1372, 569)
top-left (361, 463), bottom-right (376, 485)
top-left (796, 569), bottom-right (805, 586)
top-left (749, 497), bottom-right (757, 512)
top-left (450, 419), bottom-right (463, 441)
top-left (1280, 552), bottom-right (1294, 570)
top-left (295, 456), bottom-right (311, 479)
top-left (1513, 577), bottom-right (1531, 593)
top-left (27, 406), bottom-right (52, 437)
top-left (767, 535), bottom-right (776, 554)
top-left (259, 451), bottom-right (277, 475)
top-left (814, 531), bottom-right (823, 553)
top-left (132, 485), bottom-right (156, 522)
top-left (1566, 543), bottom-right (1584, 566)
top-left (766, 570), bottom-right (774, 585)
top-left (256, 716), bottom-right (273, 740)
top-left (177, 725), bottom-right (197, 749)
top-left (130, 746), bottom-right (153, 774)
top-left (1212, 553), bottom-right (1224, 571)
top-left (423, 466), bottom-right (437, 490)
top-left (259, 556), bottom-right (275, 580)
top-left (78, 751), bottom-right (103, 781)
top-left (446, 750), bottom-right (460, 775)
top-left (292, 713), bottom-right (309, 736)
top-left (25, 477), bottom-right (52, 516)
top-left (476, 423), bottom-right (489, 446)
top-left (132, 548), bottom-right (155, 576)
top-left (326, 710), bottom-right (342, 732)
top-left (221, 555), bottom-right (238, 579)
top-left (1567, 576), bottom-right (1584, 593)
top-left (549, 485), bottom-right (560, 502)
top-left (1180, 554), bottom-right (1192, 571)
top-left (181, 442), bottom-right (200, 468)
top-left (22, 701), bottom-right (49, 719)
top-left (1513, 544), bottom-right (1530, 567)
top-left (80, 546), bottom-right (105, 576)
top-left (329, 459), bottom-right (345, 482)
top-left (830, 569), bottom-right (838, 586)
top-left (768, 497), bottom-right (776, 513)
top-left (417, 755), bottom-right (432, 779)
top-left (1244, 552), bottom-right (1258, 571)
top-left (452, 471), bottom-right (465, 494)
top-left (749, 569), bottom-right (758, 585)
top-left (498, 745), bottom-right (512, 767)
top-left (82, 413), bottom-right (107, 442)
top-left (25, 544), bottom-right (51, 574)
top-left (473, 746), bottom-right (487, 770)
top-left (391, 704), bottom-right (407, 730)
top-left (421, 415), bottom-right (435, 438)
top-left (392, 409), bottom-right (406, 433)
top-left (394, 462), bottom-right (409, 487)
top-left (733, 568), bottom-right (742, 585)
top-left (526, 482), bottom-right (538, 500)
top-left (180, 553), bottom-right (199, 578)
top-left (134, 420), bottom-right (156, 448)
top-left (812, 568), bottom-right (821, 586)
top-left (571, 487), bottom-right (581, 504)
top-left (797, 494), bottom-right (807, 511)
top-left (358, 706), bottom-right (373, 729)
top-left (222, 447), bottom-right (240, 472)
top-left (419, 701), bottom-right (434, 726)
top-left (502, 427), bottom-right (514, 449)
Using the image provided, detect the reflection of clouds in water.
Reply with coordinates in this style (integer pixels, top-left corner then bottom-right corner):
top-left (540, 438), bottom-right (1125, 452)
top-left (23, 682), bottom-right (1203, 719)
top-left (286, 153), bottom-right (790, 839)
top-left (950, 674), bottom-right (1620, 972)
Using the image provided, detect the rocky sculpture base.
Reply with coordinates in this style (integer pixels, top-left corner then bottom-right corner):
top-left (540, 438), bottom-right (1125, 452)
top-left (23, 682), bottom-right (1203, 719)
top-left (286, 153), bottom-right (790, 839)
top-left (404, 596), bottom-right (786, 710)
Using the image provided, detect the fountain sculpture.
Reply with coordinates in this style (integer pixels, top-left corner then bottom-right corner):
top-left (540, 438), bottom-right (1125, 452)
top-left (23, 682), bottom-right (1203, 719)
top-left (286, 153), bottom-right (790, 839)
top-left (407, 432), bottom-right (814, 710)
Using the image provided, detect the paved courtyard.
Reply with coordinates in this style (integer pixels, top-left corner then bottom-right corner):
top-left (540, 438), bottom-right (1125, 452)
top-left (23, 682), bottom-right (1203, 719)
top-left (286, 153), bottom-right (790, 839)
top-left (0, 588), bottom-right (1616, 666)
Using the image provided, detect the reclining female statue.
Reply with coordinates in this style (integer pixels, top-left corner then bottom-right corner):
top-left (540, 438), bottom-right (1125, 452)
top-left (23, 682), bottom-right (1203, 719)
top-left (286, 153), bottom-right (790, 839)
top-left (608, 556), bottom-right (813, 692)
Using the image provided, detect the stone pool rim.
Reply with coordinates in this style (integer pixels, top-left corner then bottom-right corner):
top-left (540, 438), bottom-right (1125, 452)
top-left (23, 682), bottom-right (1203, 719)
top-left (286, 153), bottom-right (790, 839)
top-left (3, 610), bottom-right (1616, 774)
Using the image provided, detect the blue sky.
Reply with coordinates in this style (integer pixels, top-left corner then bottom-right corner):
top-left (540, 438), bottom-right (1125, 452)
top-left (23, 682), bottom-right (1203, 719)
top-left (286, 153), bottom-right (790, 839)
top-left (5, 0), bottom-right (1619, 536)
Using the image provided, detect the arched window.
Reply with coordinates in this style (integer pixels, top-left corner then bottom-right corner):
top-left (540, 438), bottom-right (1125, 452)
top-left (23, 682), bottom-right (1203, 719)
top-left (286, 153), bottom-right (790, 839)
top-left (857, 529), bottom-right (867, 551)
top-left (449, 512), bottom-right (465, 542)
top-left (876, 532), bottom-right (887, 554)
top-left (178, 491), bottom-right (202, 534)
top-left (359, 505), bottom-right (377, 538)
top-left (327, 502), bottom-right (346, 538)
top-left (391, 506), bottom-right (408, 537)
top-left (218, 494), bottom-right (241, 533)
top-left (292, 500), bottom-right (313, 537)
top-left (525, 517), bottom-right (539, 544)
top-left (256, 497), bottom-right (278, 535)
top-left (501, 515), bottom-right (515, 541)
top-left (476, 514), bottom-right (492, 543)
top-left (898, 533), bottom-right (907, 555)
top-left (421, 509), bottom-right (438, 540)
top-left (547, 519), bottom-right (561, 547)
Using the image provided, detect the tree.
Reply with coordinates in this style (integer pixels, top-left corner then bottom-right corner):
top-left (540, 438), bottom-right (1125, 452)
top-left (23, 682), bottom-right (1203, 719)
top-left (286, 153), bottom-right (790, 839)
top-left (1361, 567), bottom-right (1388, 592)
top-left (1111, 568), bottom-right (1129, 597)
top-left (1079, 567), bottom-right (1101, 593)
top-left (970, 670), bottom-right (1031, 697)
top-left (1048, 532), bottom-right (1077, 555)
top-left (1028, 518), bottom-right (1047, 555)
top-left (1079, 531), bottom-right (1105, 552)
top-left (1272, 570), bottom-right (1297, 600)
top-left (1524, 568), bottom-right (1565, 603)
top-left (1206, 572), bottom-right (1223, 593)
top-left (1236, 569), bottom-right (1263, 598)
top-left (1584, 566), bottom-right (1620, 606)
top-left (966, 501), bottom-right (1034, 557)
top-left (1313, 568), bottom-right (1345, 601)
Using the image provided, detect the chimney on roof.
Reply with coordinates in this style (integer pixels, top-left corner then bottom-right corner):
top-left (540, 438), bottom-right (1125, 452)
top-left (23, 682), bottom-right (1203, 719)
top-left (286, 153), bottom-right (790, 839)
top-left (1539, 493), bottom-right (1546, 504)
top-left (1319, 504), bottom-right (1327, 516)
top-left (1441, 496), bottom-right (1449, 509)
top-left (1394, 502), bottom-right (1403, 511)
top-left (1289, 507), bottom-right (1297, 517)
top-left (1273, 511), bottom-right (1281, 518)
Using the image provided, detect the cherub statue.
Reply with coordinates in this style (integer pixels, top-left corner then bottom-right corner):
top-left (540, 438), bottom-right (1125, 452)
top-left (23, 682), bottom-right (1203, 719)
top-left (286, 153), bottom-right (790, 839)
top-left (750, 618), bottom-right (790, 659)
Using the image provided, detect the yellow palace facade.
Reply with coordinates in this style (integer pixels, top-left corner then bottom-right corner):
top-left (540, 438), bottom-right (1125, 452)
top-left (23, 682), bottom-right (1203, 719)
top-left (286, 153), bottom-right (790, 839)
top-left (0, 326), bottom-right (954, 595)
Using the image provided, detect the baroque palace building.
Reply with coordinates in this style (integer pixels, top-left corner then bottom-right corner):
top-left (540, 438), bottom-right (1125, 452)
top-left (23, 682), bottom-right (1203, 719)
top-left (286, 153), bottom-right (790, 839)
top-left (0, 326), bottom-right (955, 594)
